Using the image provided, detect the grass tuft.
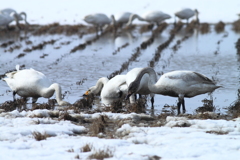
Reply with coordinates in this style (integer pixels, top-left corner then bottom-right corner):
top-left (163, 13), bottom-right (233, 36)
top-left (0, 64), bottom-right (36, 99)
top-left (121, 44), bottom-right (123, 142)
top-left (32, 131), bottom-right (50, 141)
top-left (88, 148), bottom-right (114, 160)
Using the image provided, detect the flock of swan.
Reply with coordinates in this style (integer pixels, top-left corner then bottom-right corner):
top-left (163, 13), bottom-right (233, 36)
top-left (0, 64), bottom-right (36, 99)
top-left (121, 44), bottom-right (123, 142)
top-left (1, 7), bottom-right (219, 115)
top-left (0, 8), bottom-right (29, 29)
top-left (3, 65), bottom-right (220, 115)
top-left (83, 8), bottom-right (199, 32)
top-left (0, 7), bottom-right (198, 31)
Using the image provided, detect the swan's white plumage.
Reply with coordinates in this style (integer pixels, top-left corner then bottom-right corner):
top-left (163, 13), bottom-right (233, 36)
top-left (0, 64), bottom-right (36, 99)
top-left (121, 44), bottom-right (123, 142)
top-left (112, 12), bottom-right (132, 25)
top-left (127, 11), bottom-right (171, 26)
top-left (0, 12), bottom-right (17, 27)
top-left (84, 75), bottom-right (127, 101)
top-left (175, 8), bottom-right (199, 23)
top-left (127, 67), bottom-right (221, 114)
top-left (101, 75), bottom-right (127, 98)
top-left (3, 65), bottom-right (70, 106)
top-left (84, 13), bottom-right (111, 27)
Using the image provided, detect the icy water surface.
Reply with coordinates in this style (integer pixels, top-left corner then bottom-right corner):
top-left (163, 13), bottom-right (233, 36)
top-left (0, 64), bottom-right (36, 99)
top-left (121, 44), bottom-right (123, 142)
top-left (0, 24), bottom-right (239, 114)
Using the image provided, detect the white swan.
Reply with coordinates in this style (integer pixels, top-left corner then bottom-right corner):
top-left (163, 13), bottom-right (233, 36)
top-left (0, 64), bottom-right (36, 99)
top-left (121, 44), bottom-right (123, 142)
top-left (3, 65), bottom-right (70, 106)
top-left (0, 12), bottom-right (20, 29)
top-left (126, 68), bottom-right (157, 108)
top-left (111, 12), bottom-right (132, 26)
top-left (174, 8), bottom-right (199, 24)
top-left (83, 13), bottom-right (112, 33)
top-left (83, 75), bottom-right (128, 104)
top-left (0, 8), bottom-right (29, 26)
top-left (126, 11), bottom-right (171, 26)
top-left (126, 67), bottom-right (221, 114)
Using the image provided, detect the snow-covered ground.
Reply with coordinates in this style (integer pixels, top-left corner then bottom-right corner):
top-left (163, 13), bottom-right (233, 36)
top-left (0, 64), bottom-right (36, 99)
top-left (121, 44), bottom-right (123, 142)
top-left (0, 109), bottom-right (240, 160)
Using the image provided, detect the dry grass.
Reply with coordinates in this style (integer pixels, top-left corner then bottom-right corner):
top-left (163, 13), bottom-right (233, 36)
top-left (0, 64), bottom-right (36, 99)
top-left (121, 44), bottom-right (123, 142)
top-left (81, 144), bottom-right (92, 152)
top-left (200, 23), bottom-right (210, 34)
top-left (227, 99), bottom-right (240, 118)
top-left (206, 130), bottom-right (229, 135)
top-left (195, 99), bottom-right (216, 113)
top-left (88, 148), bottom-right (114, 160)
top-left (215, 21), bottom-right (225, 33)
top-left (59, 112), bottom-right (79, 122)
top-left (89, 115), bottom-right (108, 135)
top-left (32, 131), bottom-right (51, 141)
top-left (233, 20), bottom-right (240, 32)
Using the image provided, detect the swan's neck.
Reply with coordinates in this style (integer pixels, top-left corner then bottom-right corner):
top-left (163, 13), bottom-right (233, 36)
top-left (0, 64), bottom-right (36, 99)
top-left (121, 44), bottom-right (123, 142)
top-left (127, 14), bottom-right (144, 26)
top-left (19, 12), bottom-right (29, 25)
top-left (41, 83), bottom-right (65, 105)
top-left (94, 77), bottom-right (109, 94)
top-left (111, 15), bottom-right (116, 26)
top-left (134, 67), bottom-right (158, 92)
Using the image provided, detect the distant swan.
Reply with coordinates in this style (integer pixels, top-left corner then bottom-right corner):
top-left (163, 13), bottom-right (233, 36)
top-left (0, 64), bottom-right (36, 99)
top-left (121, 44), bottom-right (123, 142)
top-left (83, 75), bottom-right (127, 104)
top-left (111, 12), bottom-right (132, 27)
top-left (3, 65), bottom-right (70, 106)
top-left (0, 8), bottom-right (29, 26)
top-left (83, 13), bottom-right (112, 33)
top-left (0, 12), bottom-right (20, 29)
top-left (174, 8), bottom-right (199, 24)
top-left (127, 11), bottom-right (171, 26)
top-left (126, 68), bottom-right (157, 108)
top-left (126, 67), bottom-right (221, 114)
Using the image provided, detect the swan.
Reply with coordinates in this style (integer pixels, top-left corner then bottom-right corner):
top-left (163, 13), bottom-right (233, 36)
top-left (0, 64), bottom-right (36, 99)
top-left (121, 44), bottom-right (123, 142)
top-left (0, 8), bottom-right (29, 26)
top-left (0, 12), bottom-right (20, 29)
top-left (111, 12), bottom-right (132, 27)
top-left (126, 11), bottom-right (171, 26)
top-left (83, 13), bottom-right (112, 33)
top-left (3, 65), bottom-right (70, 106)
top-left (83, 75), bottom-right (128, 103)
top-left (174, 8), bottom-right (199, 24)
top-left (126, 67), bottom-right (221, 114)
top-left (126, 68), bottom-right (157, 108)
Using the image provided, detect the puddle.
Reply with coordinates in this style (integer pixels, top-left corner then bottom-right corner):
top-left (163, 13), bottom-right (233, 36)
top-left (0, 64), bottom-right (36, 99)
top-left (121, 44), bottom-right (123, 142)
top-left (0, 24), bottom-right (239, 115)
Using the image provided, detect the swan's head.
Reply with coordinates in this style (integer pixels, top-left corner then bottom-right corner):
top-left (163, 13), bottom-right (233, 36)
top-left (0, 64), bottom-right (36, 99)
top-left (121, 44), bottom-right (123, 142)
top-left (125, 81), bottom-right (139, 100)
top-left (194, 9), bottom-right (199, 15)
top-left (83, 86), bottom-right (98, 96)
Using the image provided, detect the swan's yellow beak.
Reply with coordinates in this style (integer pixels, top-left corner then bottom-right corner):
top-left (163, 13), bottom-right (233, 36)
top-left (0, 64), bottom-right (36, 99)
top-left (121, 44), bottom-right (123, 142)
top-left (83, 91), bottom-right (89, 96)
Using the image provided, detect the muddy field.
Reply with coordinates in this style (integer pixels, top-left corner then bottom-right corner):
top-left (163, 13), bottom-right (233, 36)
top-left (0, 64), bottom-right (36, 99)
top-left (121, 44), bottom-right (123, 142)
top-left (0, 20), bottom-right (240, 117)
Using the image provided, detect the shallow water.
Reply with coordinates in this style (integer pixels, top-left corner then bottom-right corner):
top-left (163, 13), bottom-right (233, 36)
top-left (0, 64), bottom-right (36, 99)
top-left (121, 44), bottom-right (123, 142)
top-left (0, 24), bottom-right (239, 115)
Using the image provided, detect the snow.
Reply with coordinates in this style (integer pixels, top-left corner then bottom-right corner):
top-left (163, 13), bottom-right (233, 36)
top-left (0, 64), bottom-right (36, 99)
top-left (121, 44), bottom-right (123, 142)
top-left (0, 109), bottom-right (240, 160)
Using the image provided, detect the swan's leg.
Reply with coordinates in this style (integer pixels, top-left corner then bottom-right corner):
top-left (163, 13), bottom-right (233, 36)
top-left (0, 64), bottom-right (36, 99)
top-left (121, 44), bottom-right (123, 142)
top-left (13, 91), bottom-right (17, 101)
top-left (177, 98), bottom-right (181, 115)
top-left (95, 26), bottom-right (99, 35)
top-left (138, 94), bottom-right (142, 99)
top-left (182, 98), bottom-right (186, 113)
top-left (32, 97), bottom-right (38, 103)
top-left (150, 96), bottom-right (154, 109)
